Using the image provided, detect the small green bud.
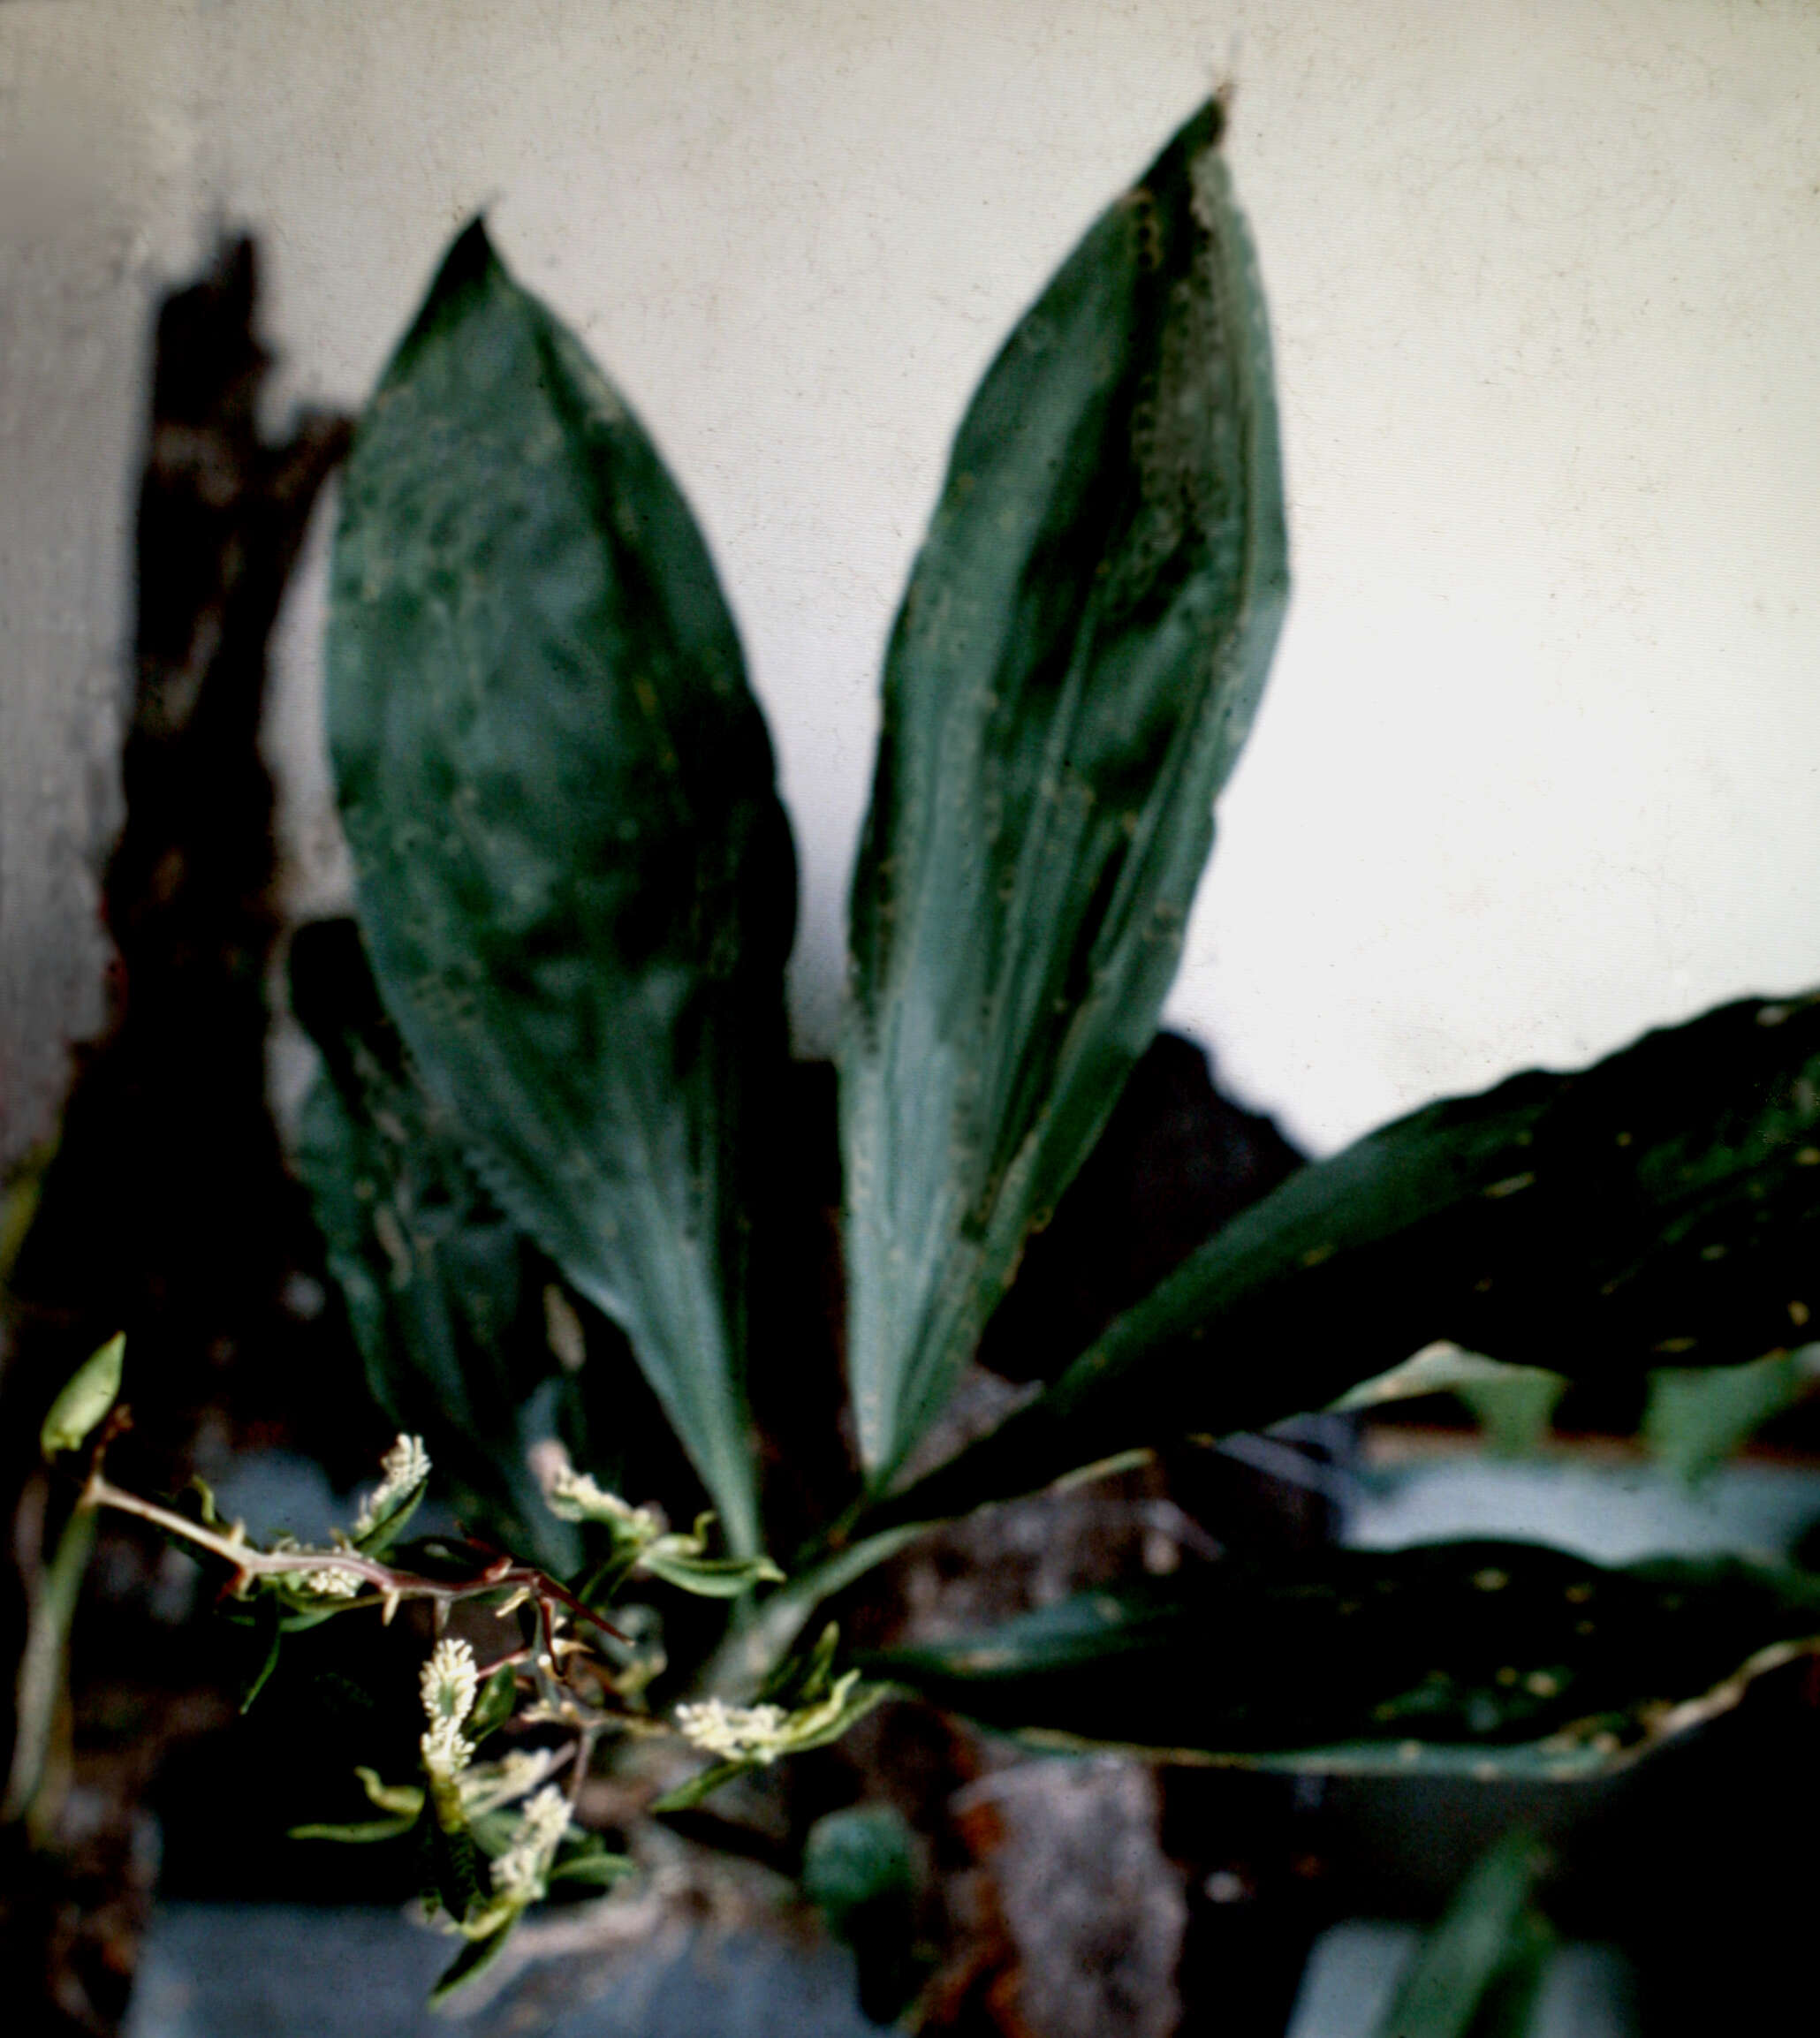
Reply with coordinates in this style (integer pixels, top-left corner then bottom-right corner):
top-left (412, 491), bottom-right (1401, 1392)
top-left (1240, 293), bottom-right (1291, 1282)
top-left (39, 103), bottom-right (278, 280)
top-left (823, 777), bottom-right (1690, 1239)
top-left (41, 1332), bottom-right (125, 1458)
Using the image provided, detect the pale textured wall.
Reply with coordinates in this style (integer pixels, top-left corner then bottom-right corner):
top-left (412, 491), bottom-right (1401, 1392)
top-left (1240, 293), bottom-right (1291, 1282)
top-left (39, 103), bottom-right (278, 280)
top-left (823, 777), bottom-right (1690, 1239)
top-left (3, 0), bottom-right (1817, 1169)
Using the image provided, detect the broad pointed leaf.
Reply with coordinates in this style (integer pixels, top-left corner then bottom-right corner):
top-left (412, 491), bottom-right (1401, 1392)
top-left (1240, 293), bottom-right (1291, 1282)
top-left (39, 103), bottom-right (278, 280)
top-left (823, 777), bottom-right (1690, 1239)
top-left (874, 993), bottom-right (1820, 1527)
top-left (870, 1538), bottom-right (1820, 1773)
top-left (326, 226), bottom-right (794, 1552)
top-left (839, 101), bottom-right (1289, 1478)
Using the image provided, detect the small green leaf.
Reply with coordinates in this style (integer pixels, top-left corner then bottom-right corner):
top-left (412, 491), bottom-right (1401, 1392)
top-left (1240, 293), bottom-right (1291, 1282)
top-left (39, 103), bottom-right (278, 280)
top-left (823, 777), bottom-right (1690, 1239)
top-left (290, 1815), bottom-right (418, 1844)
top-left (428, 1915), bottom-right (518, 2004)
top-left (1451, 1373), bottom-right (1566, 1459)
top-left (761, 1619), bottom-right (844, 1708)
top-left (1644, 1346), bottom-right (1820, 1485)
top-left (327, 223), bottom-right (794, 1554)
top-left (639, 1546), bottom-right (785, 1597)
top-left (40, 1332), bottom-right (125, 1458)
top-left (466, 1664), bottom-right (519, 1743)
top-left (869, 1539), bottom-right (1820, 1773)
top-left (351, 1480), bottom-right (428, 1559)
top-left (650, 1759), bottom-right (746, 1815)
top-left (874, 994), bottom-right (1820, 1528)
top-left (184, 1474), bottom-right (225, 1528)
top-left (656, 1668), bottom-right (889, 1812)
top-left (701, 1531), bottom-right (923, 1703)
top-left (239, 1599), bottom-right (284, 1714)
top-left (356, 1766), bottom-right (425, 1816)
top-left (1372, 1830), bottom-right (1549, 2038)
top-left (840, 99), bottom-right (1288, 1481)
top-left (639, 1516), bottom-right (784, 1599)
top-left (550, 1838), bottom-right (635, 1887)
top-left (1335, 1344), bottom-right (1566, 1457)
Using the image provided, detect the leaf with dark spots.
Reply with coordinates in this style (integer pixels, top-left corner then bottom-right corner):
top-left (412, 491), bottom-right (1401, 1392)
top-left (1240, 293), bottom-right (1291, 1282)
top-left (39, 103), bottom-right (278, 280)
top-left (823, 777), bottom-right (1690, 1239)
top-left (873, 994), bottom-right (1820, 1527)
top-left (326, 223), bottom-right (795, 1551)
top-left (868, 1539), bottom-right (1820, 1774)
top-left (840, 100), bottom-right (1289, 1481)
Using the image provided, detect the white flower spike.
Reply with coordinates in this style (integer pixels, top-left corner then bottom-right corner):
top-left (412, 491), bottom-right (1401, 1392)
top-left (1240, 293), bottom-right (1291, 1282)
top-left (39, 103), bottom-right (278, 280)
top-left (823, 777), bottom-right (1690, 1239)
top-left (269, 1534), bottom-right (361, 1598)
top-left (673, 1697), bottom-right (792, 1764)
top-left (420, 1635), bottom-right (478, 1777)
top-left (489, 1783), bottom-right (573, 1904)
top-left (531, 1441), bottom-right (660, 1540)
top-left (356, 1433), bottom-right (430, 1536)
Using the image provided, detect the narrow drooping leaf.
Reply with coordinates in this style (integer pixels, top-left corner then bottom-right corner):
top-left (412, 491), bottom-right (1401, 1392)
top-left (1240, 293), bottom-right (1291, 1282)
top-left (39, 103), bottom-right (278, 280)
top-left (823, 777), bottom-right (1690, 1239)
top-left (872, 993), bottom-right (1820, 1527)
top-left (289, 921), bottom-right (573, 1569)
top-left (428, 1917), bottom-right (516, 2005)
top-left (869, 1539), bottom-right (1820, 1774)
top-left (1, 1504), bottom-right (96, 1822)
top-left (326, 227), bottom-right (794, 1550)
top-left (840, 99), bottom-right (1289, 1478)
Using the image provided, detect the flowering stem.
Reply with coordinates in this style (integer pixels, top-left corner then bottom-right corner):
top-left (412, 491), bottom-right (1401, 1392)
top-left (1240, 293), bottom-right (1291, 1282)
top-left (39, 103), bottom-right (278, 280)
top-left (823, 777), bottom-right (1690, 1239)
top-left (78, 1467), bottom-right (622, 1640)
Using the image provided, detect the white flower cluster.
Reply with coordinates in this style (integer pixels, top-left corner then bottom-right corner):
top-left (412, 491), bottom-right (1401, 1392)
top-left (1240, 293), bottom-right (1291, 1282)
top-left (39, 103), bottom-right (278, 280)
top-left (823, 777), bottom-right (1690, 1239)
top-left (420, 1635), bottom-right (478, 1777)
top-left (673, 1670), bottom-right (868, 1771)
top-left (356, 1433), bottom-right (431, 1536)
top-left (269, 1535), bottom-right (361, 1599)
top-left (672, 1696), bottom-right (791, 1764)
top-left (461, 1746), bottom-right (558, 1818)
top-left (532, 1442), bottom-right (660, 1541)
top-left (489, 1783), bottom-right (573, 1904)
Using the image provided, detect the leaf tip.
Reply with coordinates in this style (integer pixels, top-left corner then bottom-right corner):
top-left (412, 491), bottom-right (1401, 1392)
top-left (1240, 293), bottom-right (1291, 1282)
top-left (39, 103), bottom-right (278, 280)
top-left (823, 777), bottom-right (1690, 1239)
top-left (399, 215), bottom-right (505, 357)
top-left (436, 214), bottom-right (498, 295)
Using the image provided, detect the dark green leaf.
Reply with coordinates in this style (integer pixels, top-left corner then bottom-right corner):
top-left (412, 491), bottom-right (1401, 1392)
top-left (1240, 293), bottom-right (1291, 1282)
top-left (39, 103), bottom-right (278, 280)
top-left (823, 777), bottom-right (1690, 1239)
top-left (415, 1784), bottom-right (483, 1927)
top-left (326, 223), bottom-right (794, 1551)
top-left (290, 920), bottom-right (576, 1572)
top-left (429, 1917), bottom-right (517, 2004)
top-left (875, 994), bottom-right (1820, 1527)
top-left (1372, 1830), bottom-right (1548, 2038)
top-left (839, 99), bottom-right (1288, 1479)
top-left (868, 1538), bottom-right (1820, 1773)
top-left (40, 1332), bottom-right (125, 1458)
